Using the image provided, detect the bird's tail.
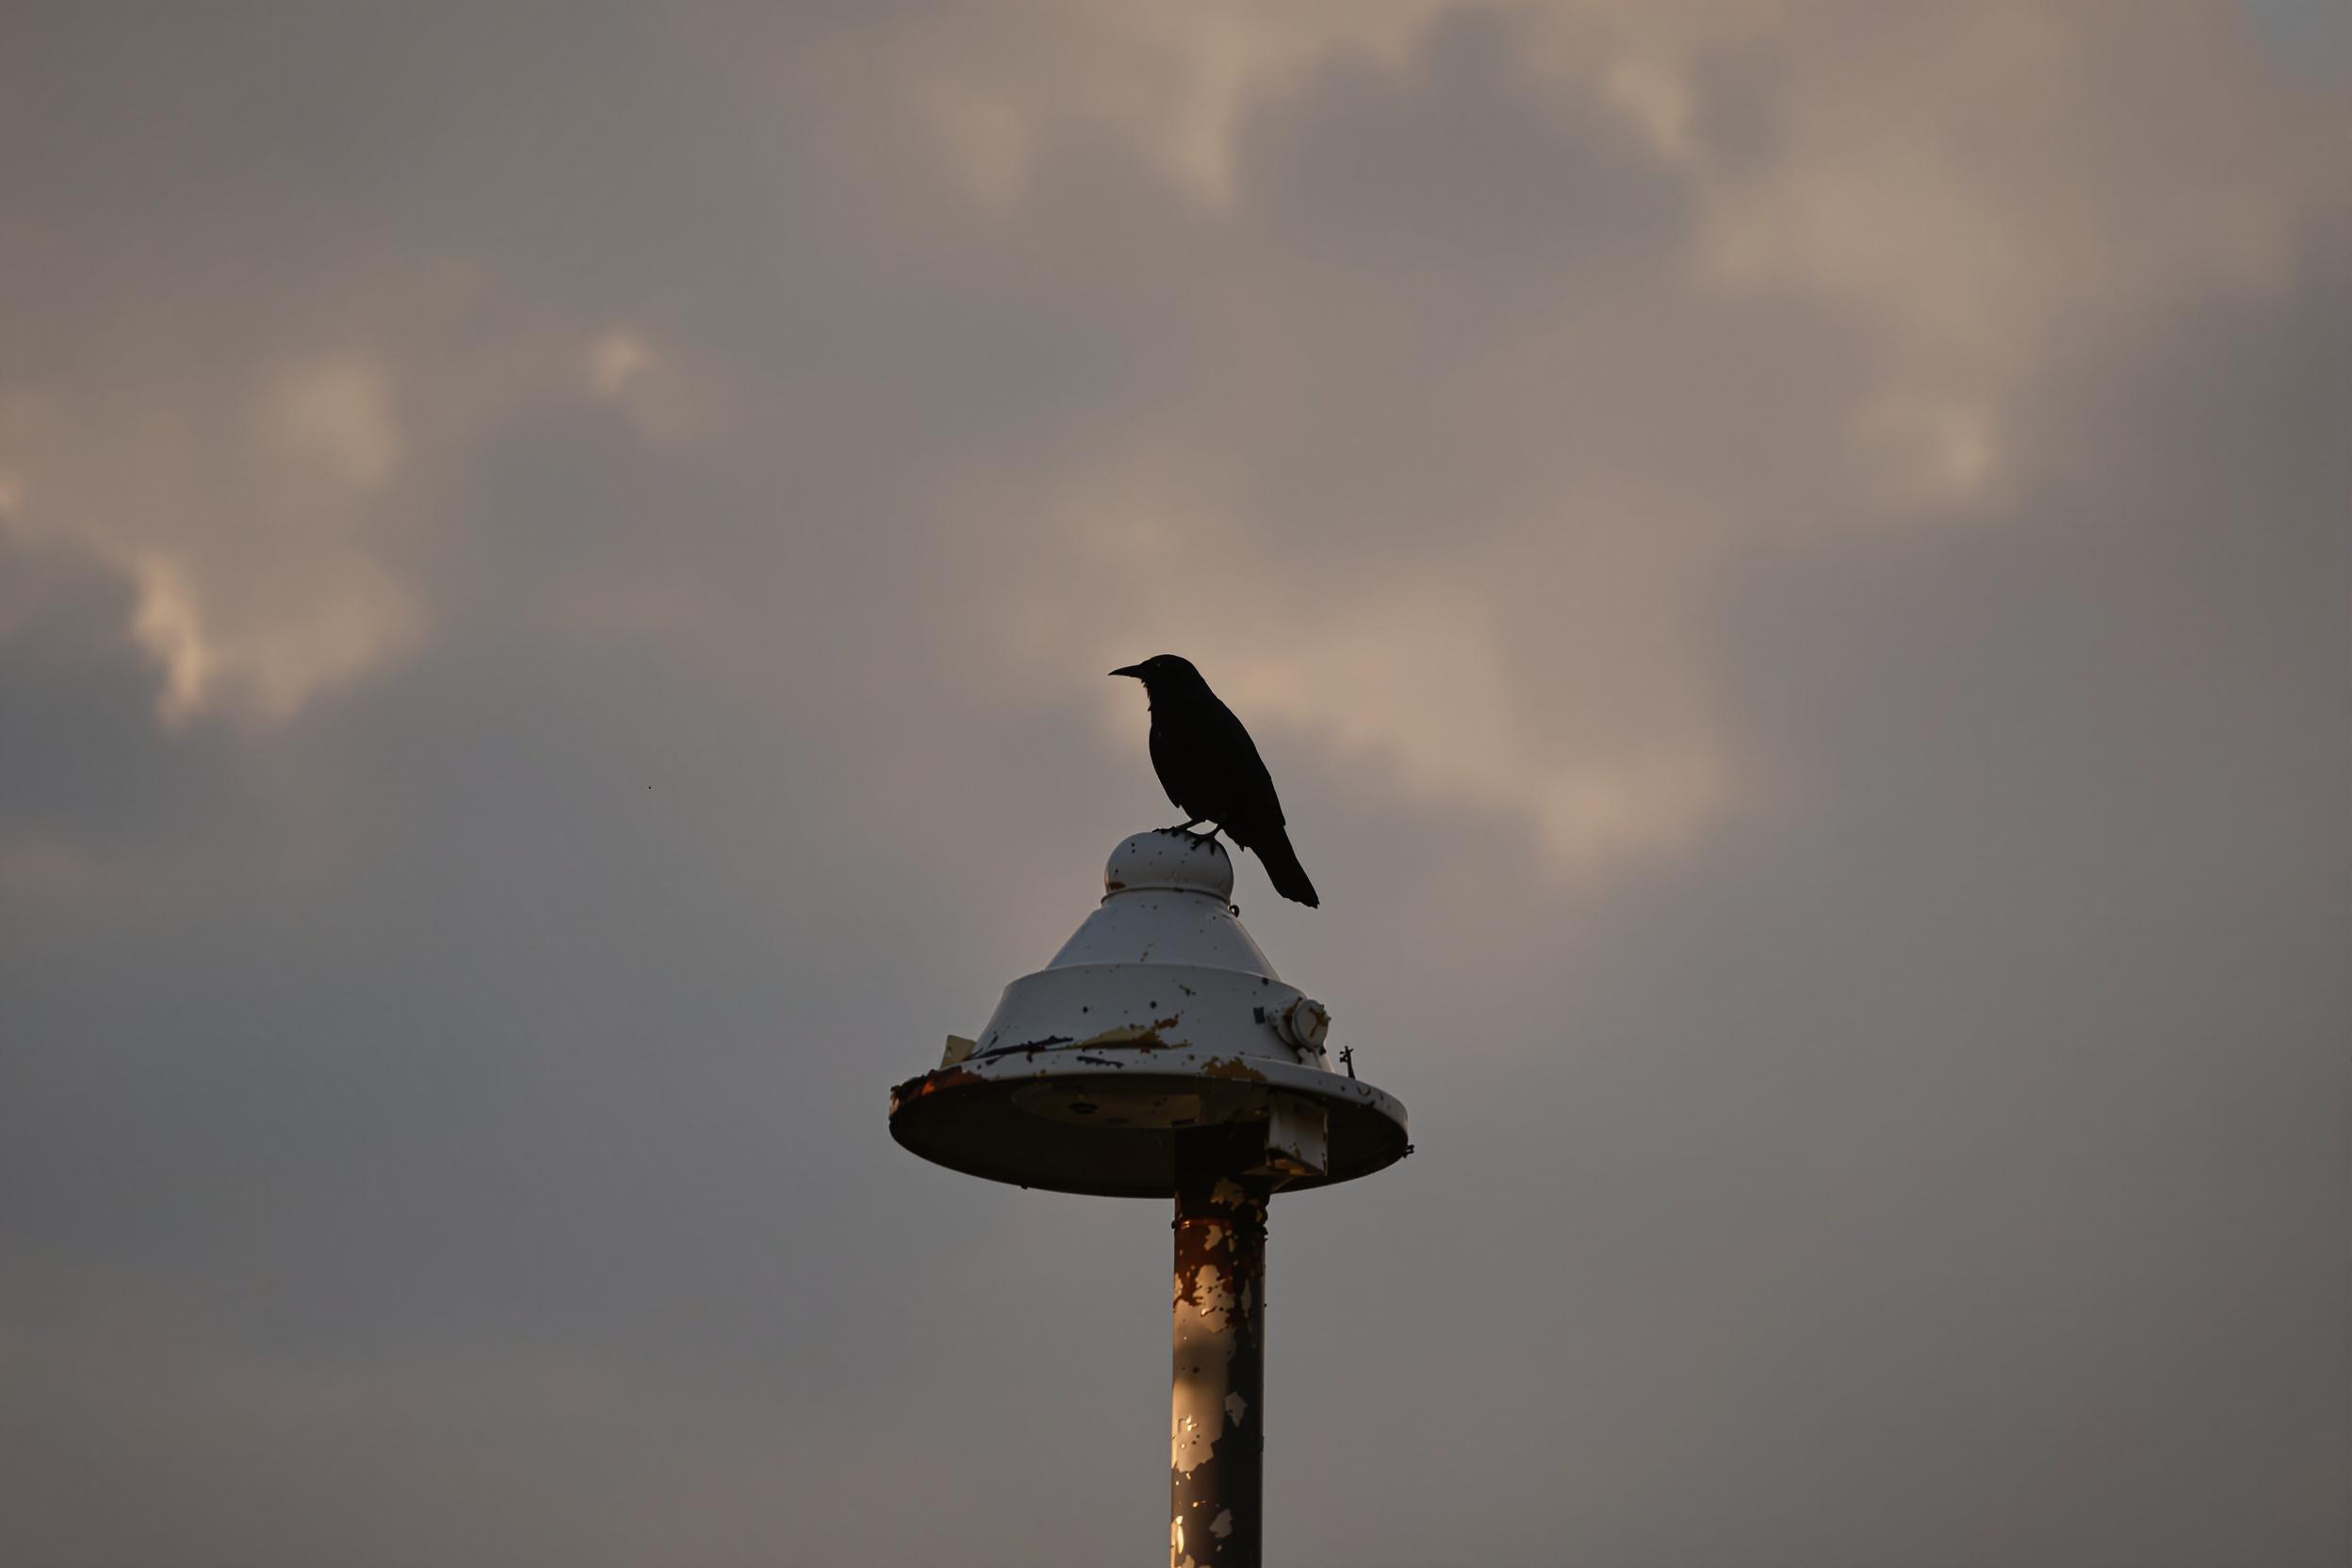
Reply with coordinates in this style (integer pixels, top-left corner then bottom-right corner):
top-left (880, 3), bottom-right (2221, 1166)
top-left (1253, 828), bottom-right (1320, 908)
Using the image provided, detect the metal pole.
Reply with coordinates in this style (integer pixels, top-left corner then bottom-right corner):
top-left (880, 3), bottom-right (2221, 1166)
top-left (1170, 1127), bottom-right (1271, 1568)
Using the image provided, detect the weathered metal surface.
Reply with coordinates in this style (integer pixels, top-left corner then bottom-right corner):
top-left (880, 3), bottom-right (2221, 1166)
top-left (1250, 1092), bottom-right (1327, 1184)
top-left (1055, 831), bottom-right (1275, 975)
top-left (888, 831), bottom-right (1409, 1199)
top-left (1271, 996), bottom-right (1330, 1053)
top-left (886, 828), bottom-right (1417, 1564)
top-left (888, 1056), bottom-right (1404, 1197)
top-left (1170, 1127), bottom-right (1271, 1568)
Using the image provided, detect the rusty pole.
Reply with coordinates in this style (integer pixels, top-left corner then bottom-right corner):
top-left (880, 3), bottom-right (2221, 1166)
top-left (1169, 1128), bottom-right (1272, 1568)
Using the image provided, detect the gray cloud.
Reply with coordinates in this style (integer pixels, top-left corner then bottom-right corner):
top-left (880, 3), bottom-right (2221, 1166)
top-left (2, 4), bottom-right (2345, 1565)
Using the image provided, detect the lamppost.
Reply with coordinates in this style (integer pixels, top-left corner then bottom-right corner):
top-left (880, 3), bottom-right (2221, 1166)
top-left (890, 830), bottom-right (1410, 1565)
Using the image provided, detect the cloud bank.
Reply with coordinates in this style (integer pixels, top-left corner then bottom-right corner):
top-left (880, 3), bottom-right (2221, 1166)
top-left (3, 4), bottom-right (2345, 1563)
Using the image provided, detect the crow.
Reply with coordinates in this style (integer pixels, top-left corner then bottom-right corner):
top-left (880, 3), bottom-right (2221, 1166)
top-left (1110, 654), bottom-right (1319, 907)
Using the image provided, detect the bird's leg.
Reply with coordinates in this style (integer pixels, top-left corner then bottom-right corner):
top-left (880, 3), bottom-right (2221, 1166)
top-left (1162, 818), bottom-right (1203, 837)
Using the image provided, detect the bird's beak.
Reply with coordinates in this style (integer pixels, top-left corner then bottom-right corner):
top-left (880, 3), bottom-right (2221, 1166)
top-left (1109, 664), bottom-right (1146, 678)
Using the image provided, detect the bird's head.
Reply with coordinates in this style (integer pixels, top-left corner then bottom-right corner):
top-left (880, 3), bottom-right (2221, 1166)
top-left (1108, 653), bottom-right (1208, 700)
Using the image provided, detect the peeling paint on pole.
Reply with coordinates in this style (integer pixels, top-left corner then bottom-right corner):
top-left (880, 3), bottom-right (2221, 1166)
top-left (1170, 1128), bottom-right (1270, 1568)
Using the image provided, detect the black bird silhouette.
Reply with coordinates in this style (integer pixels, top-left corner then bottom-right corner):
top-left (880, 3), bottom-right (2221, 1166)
top-left (1110, 655), bottom-right (1319, 907)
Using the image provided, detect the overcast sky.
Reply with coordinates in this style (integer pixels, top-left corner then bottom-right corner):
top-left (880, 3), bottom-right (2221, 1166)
top-left (3, 4), bottom-right (2346, 1564)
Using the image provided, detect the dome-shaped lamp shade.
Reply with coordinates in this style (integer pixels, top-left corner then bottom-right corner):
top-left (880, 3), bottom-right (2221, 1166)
top-left (890, 832), bottom-right (1409, 1198)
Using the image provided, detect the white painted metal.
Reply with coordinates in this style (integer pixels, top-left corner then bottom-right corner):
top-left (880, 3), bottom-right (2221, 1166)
top-left (890, 831), bottom-right (1410, 1198)
top-left (1257, 1092), bottom-right (1329, 1182)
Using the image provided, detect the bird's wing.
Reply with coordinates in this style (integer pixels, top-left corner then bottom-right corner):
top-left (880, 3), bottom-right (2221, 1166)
top-left (1146, 720), bottom-right (1185, 810)
top-left (1210, 698), bottom-right (1286, 828)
